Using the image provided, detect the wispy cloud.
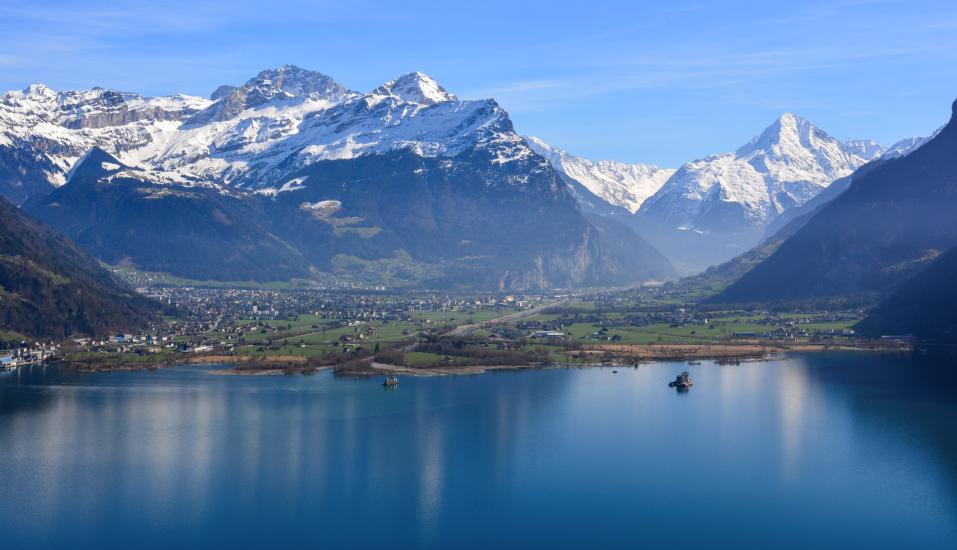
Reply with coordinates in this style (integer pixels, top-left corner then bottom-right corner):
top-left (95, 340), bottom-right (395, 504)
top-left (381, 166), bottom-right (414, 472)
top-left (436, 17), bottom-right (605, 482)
top-left (460, 79), bottom-right (566, 99)
top-left (0, 0), bottom-right (953, 165)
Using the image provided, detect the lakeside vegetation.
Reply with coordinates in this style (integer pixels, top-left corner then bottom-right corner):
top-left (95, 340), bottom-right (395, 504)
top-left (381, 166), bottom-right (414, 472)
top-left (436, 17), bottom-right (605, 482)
top-left (49, 283), bottom-right (907, 376)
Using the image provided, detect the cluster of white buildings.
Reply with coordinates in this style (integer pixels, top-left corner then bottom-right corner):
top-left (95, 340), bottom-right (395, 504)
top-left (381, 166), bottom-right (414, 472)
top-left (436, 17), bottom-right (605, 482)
top-left (0, 344), bottom-right (59, 370)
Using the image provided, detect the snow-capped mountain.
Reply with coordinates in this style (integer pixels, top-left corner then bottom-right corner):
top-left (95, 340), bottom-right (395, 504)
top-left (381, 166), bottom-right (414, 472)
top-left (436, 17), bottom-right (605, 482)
top-left (715, 98), bottom-right (957, 304)
top-left (843, 138), bottom-right (886, 161)
top-left (0, 65), bottom-right (538, 198)
top-left (187, 65), bottom-right (356, 125)
top-left (526, 136), bottom-right (674, 213)
top-left (3, 65), bottom-right (676, 289)
top-left (371, 71), bottom-right (457, 106)
top-left (0, 83), bottom-right (212, 202)
top-left (882, 126), bottom-right (944, 159)
top-left (635, 113), bottom-right (872, 274)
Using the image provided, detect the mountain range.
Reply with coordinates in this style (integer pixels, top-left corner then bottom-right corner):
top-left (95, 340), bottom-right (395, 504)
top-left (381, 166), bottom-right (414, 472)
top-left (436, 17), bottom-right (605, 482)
top-left (3, 66), bottom-right (675, 289)
top-left (1, 63), bottom-right (945, 297)
top-left (530, 115), bottom-right (937, 279)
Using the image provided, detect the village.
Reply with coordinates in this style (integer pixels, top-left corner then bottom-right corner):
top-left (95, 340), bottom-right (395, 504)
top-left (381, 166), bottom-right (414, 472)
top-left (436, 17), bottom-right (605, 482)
top-left (1, 282), bottom-right (901, 374)
top-left (29, 287), bottom-right (554, 368)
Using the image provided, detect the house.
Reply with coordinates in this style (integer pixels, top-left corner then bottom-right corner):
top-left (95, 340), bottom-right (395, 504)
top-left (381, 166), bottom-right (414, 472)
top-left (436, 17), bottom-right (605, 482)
top-left (531, 330), bottom-right (565, 339)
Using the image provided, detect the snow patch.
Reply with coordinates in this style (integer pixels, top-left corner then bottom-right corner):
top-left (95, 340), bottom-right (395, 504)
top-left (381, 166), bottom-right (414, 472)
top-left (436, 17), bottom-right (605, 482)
top-left (0, 68), bottom-right (535, 193)
top-left (639, 113), bottom-right (871, 232)
top-left (527, 136), bottom-right (674, 213)
top-left (300, 199), bottom-right (341, 212)
top-left (371, 72), bottom-right (456, 106)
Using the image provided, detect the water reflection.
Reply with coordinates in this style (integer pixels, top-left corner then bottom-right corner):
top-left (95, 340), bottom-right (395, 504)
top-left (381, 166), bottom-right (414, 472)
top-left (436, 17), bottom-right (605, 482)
top-left (0, 357), bottom-right (955, 548)
top-left (777, 360), bottom-right (810, 485)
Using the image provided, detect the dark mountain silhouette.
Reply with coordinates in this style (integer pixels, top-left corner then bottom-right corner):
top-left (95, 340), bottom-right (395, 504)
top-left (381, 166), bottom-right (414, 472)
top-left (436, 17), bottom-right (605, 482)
top-left (857, 245), bottom-right (957, 343)
top-left (0, 194), bottom-right (155, 339)
top-left (29, 148), bottom-right (310, 282)
top-left (28, 148), bottom-right (675, 289)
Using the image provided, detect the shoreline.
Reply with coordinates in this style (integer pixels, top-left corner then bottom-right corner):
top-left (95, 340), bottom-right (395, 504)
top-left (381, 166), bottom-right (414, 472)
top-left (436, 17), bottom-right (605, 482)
top-left (578, 341), bottom-right (908, 361)
top-left (366, 361), bottom-right (539, 377)
top-left (57, 341), bottom-right (911, 376)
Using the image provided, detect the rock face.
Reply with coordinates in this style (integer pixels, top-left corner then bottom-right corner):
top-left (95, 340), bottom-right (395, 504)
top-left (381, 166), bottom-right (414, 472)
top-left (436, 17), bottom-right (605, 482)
top-left (1, 66), bottom-right (678, 289)
top-left (634, 114), bottom-right (871, 274)
top-left (32, 148), bottom-right (311, 282)
top-left (28, 146), bottom-right (675, 289)
top-left (0, 193), bottom-right (156, 339)
top-left (714, 99), bottom-right (957, 303)
top-left (187, 65), bottom-right (357, 124)
top-left (267, 150), bottom-right (676, 289)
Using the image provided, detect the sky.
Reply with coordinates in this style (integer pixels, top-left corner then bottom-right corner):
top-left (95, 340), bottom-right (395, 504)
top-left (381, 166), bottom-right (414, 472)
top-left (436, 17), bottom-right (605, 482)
top-left (1, 0), bottom-right (956, 167)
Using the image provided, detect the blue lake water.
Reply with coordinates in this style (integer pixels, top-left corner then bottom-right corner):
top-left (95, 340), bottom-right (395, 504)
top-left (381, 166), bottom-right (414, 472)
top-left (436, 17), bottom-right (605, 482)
top-left (1, 353), bottom-right (956, 548)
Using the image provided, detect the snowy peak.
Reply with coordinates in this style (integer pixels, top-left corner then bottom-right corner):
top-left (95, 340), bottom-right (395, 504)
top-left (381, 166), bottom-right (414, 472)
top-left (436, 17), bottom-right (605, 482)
top-left (844, 138), bottom-right (886, 161)
top-left (210, 85), bottom-right (237, 101)
top-left (1, 83), bottom-right (211, 132)
top-left (639, 113), bottom-right (870, 236)
top-left (371, 72), bottom-right (456, 106)
top-left (883, 126), bottom-right (945, 159)
top-left (193, 65), bottom-right (355, 123)
top-left (245, 64), bottom-right (354, 100)
top-left (527, 136), bottom-right (674, 213)
top-left (633, 114), bottom-right (877, 273)
top-left (730, 113), bottom-right (866, 187)
top-left (23, 83), bottom-right (57, 100)
top-left (0, 64), bottom-right (537, 191)
top-left (737, 113), bottom-right (832, 157)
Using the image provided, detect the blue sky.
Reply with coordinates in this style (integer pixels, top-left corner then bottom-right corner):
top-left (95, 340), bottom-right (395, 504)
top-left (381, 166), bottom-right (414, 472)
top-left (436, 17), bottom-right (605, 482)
top-left (1, 0), bottom-right (956, 166)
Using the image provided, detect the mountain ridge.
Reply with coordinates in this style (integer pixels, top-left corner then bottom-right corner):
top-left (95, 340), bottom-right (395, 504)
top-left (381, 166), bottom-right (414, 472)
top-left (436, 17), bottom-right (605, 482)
top-left (526, 137), bottom-right (674, 213)
top-left (26, 135), bottom-right (676, 289)
top-left (633, 113), bottom-right (873, 274)
top-left (713, 98), bottom-right (957, 303)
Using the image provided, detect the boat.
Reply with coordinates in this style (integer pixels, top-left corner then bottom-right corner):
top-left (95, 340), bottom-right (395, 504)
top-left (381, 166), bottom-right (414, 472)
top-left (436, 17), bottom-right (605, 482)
top-left (383, 376), bottom-right (399, 387)
top-left (668, 371), bottom-right (694, 389)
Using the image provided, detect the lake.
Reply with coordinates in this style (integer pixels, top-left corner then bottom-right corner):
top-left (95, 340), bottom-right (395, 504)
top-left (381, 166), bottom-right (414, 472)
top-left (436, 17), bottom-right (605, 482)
top-left (1, 353), bottom-right (956, 548)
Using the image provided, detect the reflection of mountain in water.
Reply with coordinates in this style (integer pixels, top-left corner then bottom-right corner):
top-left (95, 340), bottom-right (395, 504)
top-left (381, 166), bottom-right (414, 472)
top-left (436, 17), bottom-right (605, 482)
top-left (791, 353), bottom-right (957, 520)
top-left (1, 359), bottom-right (956, 547)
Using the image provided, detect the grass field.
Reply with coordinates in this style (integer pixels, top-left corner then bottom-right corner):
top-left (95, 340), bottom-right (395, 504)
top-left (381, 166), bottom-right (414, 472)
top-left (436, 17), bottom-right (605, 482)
top-left (403, 351), bottom-right (453, 366)
top-left (409, 309), bottom-right (512, 325)
top-left (533, 312), bottom-right (859, 346)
